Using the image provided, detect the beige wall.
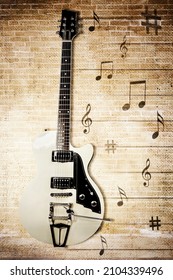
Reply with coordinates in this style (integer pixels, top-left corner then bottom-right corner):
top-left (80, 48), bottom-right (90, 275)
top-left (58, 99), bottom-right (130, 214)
top-left (0, 0), bottom-right (173, 259)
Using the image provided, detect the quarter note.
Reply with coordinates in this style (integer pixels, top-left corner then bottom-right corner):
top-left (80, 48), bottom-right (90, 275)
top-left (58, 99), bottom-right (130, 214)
top-left (81, 104), bottom-right (92, 134)
top-left (99, 235), bottom-right (107, 256)
top-left (89, 11), bottom-right (100, 32)
top-left (122, 80), bottom-right (146, 111)
top-left (117, 186), bottom-right (128, 206)
top-left (96, 61), bottom-right (113, 80)
top-left (152, 111), bottom-right (164, 139)
top-left (142, 158), bottom-right (151, 187)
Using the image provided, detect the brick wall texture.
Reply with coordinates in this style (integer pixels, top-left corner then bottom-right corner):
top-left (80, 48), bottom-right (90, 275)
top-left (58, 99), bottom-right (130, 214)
top-left (0, 0), bottom-right (173, 259)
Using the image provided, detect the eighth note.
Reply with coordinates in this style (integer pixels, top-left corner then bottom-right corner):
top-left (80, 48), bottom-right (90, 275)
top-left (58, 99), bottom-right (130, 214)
top-left (96, 61), bottom-right (113, 81)
top-left (152, 111), bottom-right (164, 139)
top-left (142, 158), bottom-right (151, 187)
top-left (122, 80), bottom-right (147, 111)
top-left (99, 235), bottom-right (107, 256)
top-left (117, 186), bottom-right (128, 206)
top-left (81, 104), bottom-right (92, 134)
top-left (89, 11), bottom-right (100, 32)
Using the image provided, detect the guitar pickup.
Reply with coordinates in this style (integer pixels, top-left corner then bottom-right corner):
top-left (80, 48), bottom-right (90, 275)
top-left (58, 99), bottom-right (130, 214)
top-left (51, 177), bottom-right (74, 189)
top-left (52, 150), bottom-right (73, 162)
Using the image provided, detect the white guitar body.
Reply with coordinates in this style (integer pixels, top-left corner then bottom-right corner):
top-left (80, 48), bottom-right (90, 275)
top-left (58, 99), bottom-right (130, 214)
top-left (20, 131), bottom-right (104, 246)
top-left (20, 10), bottom-right (104, 247)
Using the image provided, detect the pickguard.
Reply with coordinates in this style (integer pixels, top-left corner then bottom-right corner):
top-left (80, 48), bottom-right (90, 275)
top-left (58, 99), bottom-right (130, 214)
top-left (51, 150), bottom-right (101, 214)
top-left (73, 152), bottom-right (101, 214)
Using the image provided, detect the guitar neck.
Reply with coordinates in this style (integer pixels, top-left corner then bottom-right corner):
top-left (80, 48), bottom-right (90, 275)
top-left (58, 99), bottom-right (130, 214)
top-left (56, 40), bottom-right (72, 150)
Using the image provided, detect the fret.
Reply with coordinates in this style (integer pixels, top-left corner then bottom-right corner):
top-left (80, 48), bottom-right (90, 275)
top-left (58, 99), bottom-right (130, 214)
top-left (60, 77), bottom-right (70, 83)
top-left (61, 64), bottom-right (71, 71)
top-left (58, 102), bottom-right (70, 106)
top-left (56, 41), bottom-right (72, 150)
top-left (59, 102), bottom-right (70, 106)
top-left (58, 111), bottom-right (70, 117)
top-left (59, 89), bottom-right (70, 93)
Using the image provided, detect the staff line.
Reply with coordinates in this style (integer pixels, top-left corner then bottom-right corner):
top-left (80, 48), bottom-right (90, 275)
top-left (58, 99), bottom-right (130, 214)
top-left (106, 171), bottom-right (173, 174)
top-left (67, 248), bottom-right (173, 251)
top-left (107, 196), bottom-right (173, 200)
top-left (77, 68), bottom-right (173, 71)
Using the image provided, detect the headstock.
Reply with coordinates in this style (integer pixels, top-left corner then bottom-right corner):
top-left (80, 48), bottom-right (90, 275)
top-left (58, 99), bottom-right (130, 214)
top-left (58, 10), bottom-right (79, 41)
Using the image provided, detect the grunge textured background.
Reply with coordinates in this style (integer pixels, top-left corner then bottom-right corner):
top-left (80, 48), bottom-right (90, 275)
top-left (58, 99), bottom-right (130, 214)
top-left (0, 0), bottom-right (173, 259)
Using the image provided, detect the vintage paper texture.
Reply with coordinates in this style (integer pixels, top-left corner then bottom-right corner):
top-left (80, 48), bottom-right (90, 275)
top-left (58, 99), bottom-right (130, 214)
top-left (0, 0), bottom-right (173, 259)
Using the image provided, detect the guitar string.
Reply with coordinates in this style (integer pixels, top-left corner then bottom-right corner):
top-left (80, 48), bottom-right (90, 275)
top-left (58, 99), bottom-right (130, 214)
top-left (58, 41), bottom-right (71, 151)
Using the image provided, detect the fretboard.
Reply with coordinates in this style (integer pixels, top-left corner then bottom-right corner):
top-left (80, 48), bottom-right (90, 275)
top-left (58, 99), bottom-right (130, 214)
top-left (56, 41), bottom-right (72, 150)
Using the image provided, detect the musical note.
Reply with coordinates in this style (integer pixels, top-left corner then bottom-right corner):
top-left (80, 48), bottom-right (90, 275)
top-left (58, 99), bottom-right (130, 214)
top-left (96, 61), bottom-right (113, 81)
top-left (120, 35), bottom-right (128, 58)
top-left (105, 140), bottom-right (117, 153)
top-left (122, 80), bottom-right (146, 111)
top-left (99, 235), bottom-right (107, 256)
top-left (89, 11), bottom-right (100, 32)
top-left (152, 111), bottom-right (164, 139)
top-left (81, 104), bottom-right (92, 134)
top-left (142, 158), bottom-right (151, 187)
top-left (117, 186), bottom-right (128, 206)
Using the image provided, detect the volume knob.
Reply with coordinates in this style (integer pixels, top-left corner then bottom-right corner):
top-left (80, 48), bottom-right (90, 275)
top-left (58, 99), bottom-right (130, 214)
top-left (79, 194), bottom-right (85, 200)
top-left (91, 201), bottom-right (97, 207)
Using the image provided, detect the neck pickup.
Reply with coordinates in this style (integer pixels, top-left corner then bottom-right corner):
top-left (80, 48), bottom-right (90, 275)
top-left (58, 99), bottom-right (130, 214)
top-left (52, 150), bottom-right (73, 162)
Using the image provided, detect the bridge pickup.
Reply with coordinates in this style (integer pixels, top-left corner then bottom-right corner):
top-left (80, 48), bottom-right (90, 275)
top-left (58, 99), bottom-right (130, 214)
top-left (51, 177), bottom-right (74, 189)
top-left (52, 150), bottom-right (73, 162)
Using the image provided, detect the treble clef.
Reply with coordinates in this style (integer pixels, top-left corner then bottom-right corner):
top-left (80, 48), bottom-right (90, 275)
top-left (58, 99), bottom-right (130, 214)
top-left (142, 158), bottom-right (151, 187)
top-left (120, 35), bottom-right (128, 58)
top-left (81, 104), bottom-right (92, 134)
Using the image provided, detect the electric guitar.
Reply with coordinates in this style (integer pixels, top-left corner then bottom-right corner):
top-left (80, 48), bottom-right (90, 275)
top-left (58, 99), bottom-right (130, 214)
top-left (20, 9), bottom-right (104, 247)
